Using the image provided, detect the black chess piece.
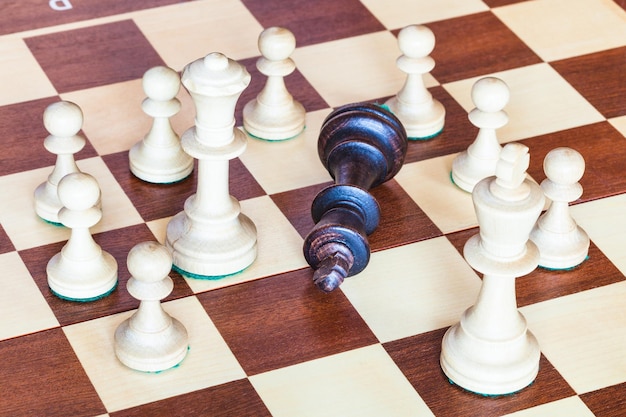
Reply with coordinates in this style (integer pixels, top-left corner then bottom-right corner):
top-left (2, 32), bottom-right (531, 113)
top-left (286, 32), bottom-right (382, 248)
top-left (303, 103), bottom-right (408, 292)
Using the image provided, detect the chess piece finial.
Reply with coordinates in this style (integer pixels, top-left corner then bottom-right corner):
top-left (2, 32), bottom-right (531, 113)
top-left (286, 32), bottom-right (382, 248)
top-left (46, 172), bottom-right (118, 301)
top-left (243, 26), bottom-right (306, 141)
top-left (530, 147), bottom-right (589, 269)
top-left (129, 66), bottom-right (193, 183)
top-left (34, 101), bottom-right (86, 225)
top-left (303, 103), bottom-right (408, 292)
top-left (114, 241), bottom-right (189, 372)
top-left (384, 24), bottom-right (445, 140)
top-left (451, 76), bottom-right (509, 192)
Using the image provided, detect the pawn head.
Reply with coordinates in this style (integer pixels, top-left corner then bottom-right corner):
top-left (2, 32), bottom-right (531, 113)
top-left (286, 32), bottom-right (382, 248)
top-left (127, 241), bottom-right (173, 283)
top-left (543, 147), bottom-right (585, 184)
top-left (44, 101), bottom-right (83, 137)
top-left (472, 77), bottom-right (510, 113)
top-left (57, 172), bottom-right (100, 211)
top-left (258, 26), bottom-right (296, 61)
top-left (397, 24), bottom-right (435, 58)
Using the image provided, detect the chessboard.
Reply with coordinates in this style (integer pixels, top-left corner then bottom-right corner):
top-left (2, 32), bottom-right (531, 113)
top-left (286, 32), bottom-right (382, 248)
top-left (2, 0), bottom-right (626, 416)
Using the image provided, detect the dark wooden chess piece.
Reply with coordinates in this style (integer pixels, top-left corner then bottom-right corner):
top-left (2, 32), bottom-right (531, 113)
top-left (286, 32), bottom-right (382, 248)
top-left (303, 103), bottom-right (408, 292)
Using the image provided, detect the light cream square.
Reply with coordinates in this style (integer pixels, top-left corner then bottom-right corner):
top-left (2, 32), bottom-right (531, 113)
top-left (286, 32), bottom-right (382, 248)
top-left (501, 396), bottom-right (595, 417)
top-left (239, 109), bottom-right (332, 195)
top-left (360, 0), bottom-right (488, 29)
top-left (63, 295), bottom-right (246, 412)
top-left (292, 31), bottom-right (437, 108)
top-left (609, 115), bottom-right (626, 137)
top-left (147, 195), bottom-right (307, 293)
top-left (341, 237), bottom-right (482, 343)
top-left (0, 157), bottom-right (142, 251)
top-left (443, 63), bottom-right (604, 142)
top-left (0, 252), bottom-right (59, 341)
top-left (570, 194), bottom-right (626, 276)
top-left (133, 1), bottom-right (264, 71)
top-left (521, 281), bottom-right (626, 394)
top-left (0, 37), bottom-right (57, 106)
top-left (493, 0), bottom-right (626, 61)
top-left (250, 344), bottom-right (434, 417)
top-left (395, 155), bottom-right (477, 234)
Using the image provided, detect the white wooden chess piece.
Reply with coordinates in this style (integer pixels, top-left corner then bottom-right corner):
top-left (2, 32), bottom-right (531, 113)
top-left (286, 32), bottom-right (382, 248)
top-left (530, 147), bottom-right (589, 269)
top-left (129, 66), bottom-right (193, 183)
top-left (114, 241), bottom-right (189, 372)
top-left (451, 77), bottom-right (509, 192)
top-left (34, 101), bottom-right (86, 225)
top-left (46, 172), bottom-right (118, 301)
top-left (441, 143), bottom-right (544, 396)
top-left (243, 26), bottom-right (306, 140)
top-left (385, 24), bottom-right (445, 140)
top-left (166, 52), bottom-right (257, 278)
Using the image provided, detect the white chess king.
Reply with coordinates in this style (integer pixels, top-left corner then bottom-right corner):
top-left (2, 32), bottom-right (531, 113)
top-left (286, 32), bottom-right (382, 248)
top-left (440, 143), bottom-right (545, 396)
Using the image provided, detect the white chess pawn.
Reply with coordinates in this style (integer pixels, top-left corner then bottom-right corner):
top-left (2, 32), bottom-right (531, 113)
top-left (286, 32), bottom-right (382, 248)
top-left (114, 241), bottom-right (189, 372)
top-left (243, 26), bottom-right (305, 141)
top-left (451, 77), bottom-right (509, 192)
top-left (129, 66), bottom-right (193, 183)
top-left (530, 147), bottom-right (589, 269)
top-left (46, 172), bottom-right (118, 301)
top-left (441, 143), bottom-right (544, 396)
top-left (34, 101), bottom-right (86, 225)
top-left (385, 24), bottom-right (445, 140)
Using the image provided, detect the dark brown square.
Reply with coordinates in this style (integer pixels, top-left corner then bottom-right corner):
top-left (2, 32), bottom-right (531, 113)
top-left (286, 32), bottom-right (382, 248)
top-left (522, 121), bottom-right (626, 202)
top-left (0, 224), bottom-right (15, 254)
top-left (196, 268), bottom-right (378, 376)
top-left (550, 47), bottom-right (626, 119)
top-left (0, 328), bottom-right (106, 417)
top-left (482, 0), bottom-right (532, 7)
top-left (428, 12), bottom-right (542, 84)
top-left (580, 382), bottom-right (626, 417)
top-left (0, 97), bottom-right (98, 177)
top-left (102, 151), bottom-right (265, 222)
top-left (109, 378), bottom-right (271, 417)
top-left (446, 227), bottom-right (626, 307)
top-left (240, 0), bottom-right (385, 46)
top-left (18, 223), bottom-right (194, 326)
top-left (25, 20), bottom-right (165, 93)
top-left (384, 328), bottom-right (575, 417)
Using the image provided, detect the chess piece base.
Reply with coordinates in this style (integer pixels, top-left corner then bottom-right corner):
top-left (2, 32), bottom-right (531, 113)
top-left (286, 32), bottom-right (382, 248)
top-left (530, 224), bottom-right (590, 270)
top-left (440, 319), bottom-right (540, 396)
top-left (47, 251), bottom-right (118, 301)
top-left (129, 141), bottom-right (193, 184)
top-left (114, 317), bottom-right (189, 373)
top-left (165, 208), bottom-right (257, 279)
top-left (384, 96), bottom-right (445, 140)
top-left (243, 98), bottom-right (305, 141)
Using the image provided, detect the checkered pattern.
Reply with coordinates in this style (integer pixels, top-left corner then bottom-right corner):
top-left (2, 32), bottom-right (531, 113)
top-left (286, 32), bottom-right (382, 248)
top-left (1, 0), bottom-right (626, 416)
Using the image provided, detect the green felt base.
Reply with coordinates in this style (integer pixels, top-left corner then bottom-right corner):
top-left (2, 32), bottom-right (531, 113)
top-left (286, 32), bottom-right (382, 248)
top-left (408, 127), bottom-right (444, 141)
top-left (50, 282), bottom-right (117, 302)
top-left (172, 263), bottom-right (246, 281)
top-left (539, 255), bottom-right (590, 271)
top-left (246, 125), bottom-right (306, 142)
top-left (449, 170), bottom-right (471, 193)
top-left (40, 217), bottom-right (64, 227)
top-left (447, 377), bottom-right (534, 398)
top-left (141, 346), bottom-right (191, 374)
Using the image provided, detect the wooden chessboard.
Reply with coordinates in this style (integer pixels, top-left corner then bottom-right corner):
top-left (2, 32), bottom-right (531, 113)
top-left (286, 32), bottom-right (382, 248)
top-left (2, 0), bottom-right (626, 415)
